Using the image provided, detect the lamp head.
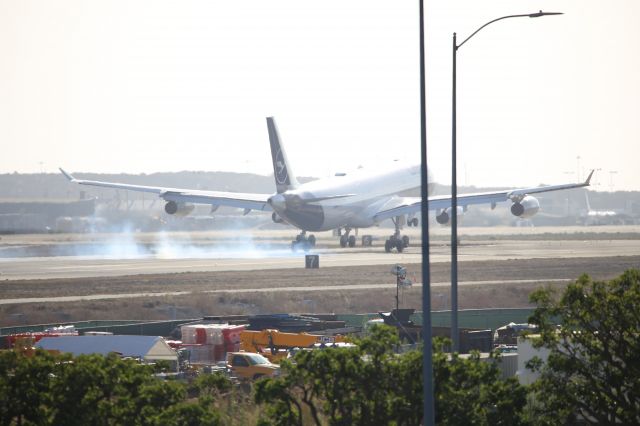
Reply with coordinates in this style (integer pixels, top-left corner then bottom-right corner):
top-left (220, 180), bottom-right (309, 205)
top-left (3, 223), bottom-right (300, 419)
top-left (529, 10), bottom-right (563, 18)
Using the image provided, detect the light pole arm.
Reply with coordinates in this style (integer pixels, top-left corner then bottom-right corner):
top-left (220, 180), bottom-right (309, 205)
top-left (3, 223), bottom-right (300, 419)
top-left (449, 9), bottom-right (562, 353)
top-left (457, 11), bottom-right (562, 50)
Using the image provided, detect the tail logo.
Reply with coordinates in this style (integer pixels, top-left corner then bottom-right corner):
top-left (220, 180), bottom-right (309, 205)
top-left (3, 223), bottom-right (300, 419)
top-left (275, 149), bottom-right (288, 185)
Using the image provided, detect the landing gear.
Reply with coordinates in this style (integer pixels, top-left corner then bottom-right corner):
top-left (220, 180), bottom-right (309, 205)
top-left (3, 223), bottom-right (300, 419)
top-left (338, 228), bottom-right (357, 248)
top-left (291, 231), bottom-right (316, 252)
top-left (384, 234), bottom-right (409, 253)
top-left (385, 217), bottom-right (410, 253)
top-left (339, 234), bottom-right (356, 248)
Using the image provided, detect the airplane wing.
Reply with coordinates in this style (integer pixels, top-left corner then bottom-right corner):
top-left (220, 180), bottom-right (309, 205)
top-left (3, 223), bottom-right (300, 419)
top-left (373, 170), bottom-right (594, 223)
top-left (59, 169), bottom-right (272, 211)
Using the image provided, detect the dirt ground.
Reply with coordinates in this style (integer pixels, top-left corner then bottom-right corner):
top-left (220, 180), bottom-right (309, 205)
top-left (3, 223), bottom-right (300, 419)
top-left (1, 255), bottom-right (638, 327)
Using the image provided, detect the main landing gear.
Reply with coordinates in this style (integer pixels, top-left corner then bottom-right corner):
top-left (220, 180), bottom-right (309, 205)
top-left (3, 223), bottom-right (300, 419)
top-left (385, 216), bottom-right (410, 253)
top-left (291, 231), bottom-right (316, 252)
top-left (338, 228), bottom-right (356, 248)
top-left (335, 228), bottom-right (372, 248)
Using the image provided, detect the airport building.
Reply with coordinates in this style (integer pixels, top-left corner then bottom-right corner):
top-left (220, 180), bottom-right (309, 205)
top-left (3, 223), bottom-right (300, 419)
top-left (35, 335), bottom-right (178, 369)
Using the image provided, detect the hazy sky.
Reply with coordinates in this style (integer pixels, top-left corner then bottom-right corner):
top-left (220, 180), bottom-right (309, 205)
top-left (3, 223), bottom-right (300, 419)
top-left (1, 1), bottom-right (638, 191)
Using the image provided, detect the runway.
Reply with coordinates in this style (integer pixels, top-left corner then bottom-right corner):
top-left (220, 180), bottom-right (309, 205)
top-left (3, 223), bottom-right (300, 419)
top-left (1, 238), bottom-right (639, 280)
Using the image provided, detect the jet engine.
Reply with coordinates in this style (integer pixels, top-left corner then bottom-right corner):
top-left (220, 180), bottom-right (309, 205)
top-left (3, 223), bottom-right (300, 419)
top-left (272, 212), bottom-right (285, 224)
top-left (164, 201), bottom-right (195, 216)
top-left (510, 196), bottom-right (540, 218)
top-left (435, 206), bottom-right (464, 226)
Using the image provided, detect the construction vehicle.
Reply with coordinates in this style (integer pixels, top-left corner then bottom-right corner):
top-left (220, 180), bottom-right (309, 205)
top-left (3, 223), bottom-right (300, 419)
top-left (226, 352), bottom-right (280, 380)
top-left (239, 329), bottom-right (347, 362)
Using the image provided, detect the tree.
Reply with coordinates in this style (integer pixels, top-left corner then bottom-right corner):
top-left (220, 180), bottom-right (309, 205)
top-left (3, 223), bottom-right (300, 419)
top-left (527, 269), bottom-right (640, 424)
top-left (432, 342), bottom-right (528, 426)
top-left (0, 350), bottom-right (222, 426)
top-left (46, 353), bottom-right (182, 426)
top-left (151, 402), bottom-right (221, 426)
top-left (192, 372), bottom-right (232, 398)
top-left (0, 348), bottom-right (58, 425)
top-left (255, 325), bottom-right (528, 425)
top-left (255, 326), bottom-right (403, 425)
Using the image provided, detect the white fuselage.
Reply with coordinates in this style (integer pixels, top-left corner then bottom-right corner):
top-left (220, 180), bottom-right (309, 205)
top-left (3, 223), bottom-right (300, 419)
top-left (270, 163), bottom-right (433, 232)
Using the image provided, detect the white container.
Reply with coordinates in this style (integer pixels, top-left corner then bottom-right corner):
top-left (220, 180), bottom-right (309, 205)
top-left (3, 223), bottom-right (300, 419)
top-left (181, 324), bottom-right (228, 345)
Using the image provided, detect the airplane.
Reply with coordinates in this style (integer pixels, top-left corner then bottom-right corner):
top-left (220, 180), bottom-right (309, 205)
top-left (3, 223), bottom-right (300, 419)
top-left (579, 190), bottom-right (626, 226)
top-left (60, 117), bottom-right (594, 253)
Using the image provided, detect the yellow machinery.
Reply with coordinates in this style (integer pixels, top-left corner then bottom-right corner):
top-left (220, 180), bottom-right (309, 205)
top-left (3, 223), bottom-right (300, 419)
top-left (239, 329), bottom-right (347, 362)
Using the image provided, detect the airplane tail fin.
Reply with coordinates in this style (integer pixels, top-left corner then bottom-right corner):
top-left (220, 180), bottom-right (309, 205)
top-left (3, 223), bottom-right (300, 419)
top-left (584, 190), bottom-right (592, 211)
top-left (267, 117), bottom-right (299, 193)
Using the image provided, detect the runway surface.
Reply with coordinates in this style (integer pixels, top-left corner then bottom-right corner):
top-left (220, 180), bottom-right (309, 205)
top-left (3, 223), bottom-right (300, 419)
top-left (1, 239), bottom-right (638, 280)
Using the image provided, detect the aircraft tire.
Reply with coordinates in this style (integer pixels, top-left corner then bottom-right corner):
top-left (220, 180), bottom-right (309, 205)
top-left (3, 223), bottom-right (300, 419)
top-left (402, 235), bottom-right (410, 248)
top-left (340, 235), bottom-right (348, 248)
top-left (348, 235), bottom-right (356, 248)
top-left (395, 239), bottom-right (404, 253)
top-left (384, 239), bottom-right (393, 253)
top-left (308, 235), bottom-right (316, 247)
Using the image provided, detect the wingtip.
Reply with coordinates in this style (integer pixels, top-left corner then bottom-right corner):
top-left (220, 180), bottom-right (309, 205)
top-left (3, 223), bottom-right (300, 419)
top-left (585, 169), bottom-right (595, 185)
top-left (59, 168), bottom-right (75, 182)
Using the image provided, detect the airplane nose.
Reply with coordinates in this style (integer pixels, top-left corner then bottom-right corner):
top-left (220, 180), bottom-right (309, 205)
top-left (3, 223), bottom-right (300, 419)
top-left (268, 194), bottom-right (287, 211)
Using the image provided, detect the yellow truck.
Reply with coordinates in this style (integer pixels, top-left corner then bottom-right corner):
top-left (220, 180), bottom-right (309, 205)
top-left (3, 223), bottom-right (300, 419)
top-left (226, 351), bottom-right (281, 380)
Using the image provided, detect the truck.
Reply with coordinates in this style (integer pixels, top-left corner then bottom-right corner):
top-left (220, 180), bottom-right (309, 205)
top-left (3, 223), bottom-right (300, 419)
top-left (226, 351), bottom-right (281, 380)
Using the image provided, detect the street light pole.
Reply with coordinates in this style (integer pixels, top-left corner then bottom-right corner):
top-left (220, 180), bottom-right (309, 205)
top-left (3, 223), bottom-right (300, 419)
top-left (450, 11), bottom-right (562, 352)
top-left (451, 30), bottom-right (459, 352)
top-left (419, 0), bottom-right (435, 424)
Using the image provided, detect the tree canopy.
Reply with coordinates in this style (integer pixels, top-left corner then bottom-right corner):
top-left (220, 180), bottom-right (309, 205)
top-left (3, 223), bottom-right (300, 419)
top-left (527, 269), bottom-right (640, 424)
top-left (0, 350), bottom-right (222, 426)
top-left (254, 325), bottom-right (527, 426)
